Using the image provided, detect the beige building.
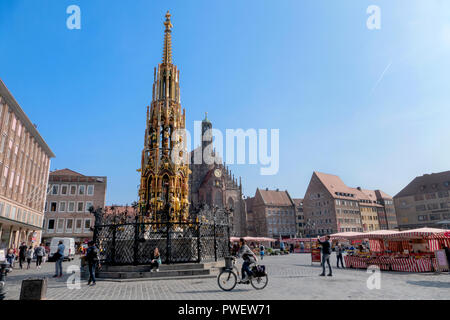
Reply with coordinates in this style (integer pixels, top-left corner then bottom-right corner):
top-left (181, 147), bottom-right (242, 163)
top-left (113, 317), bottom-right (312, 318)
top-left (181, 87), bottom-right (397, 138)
top-left (0, 79), bottom-right (55, 250)
top-left (246, 188), bottom-right (296, 238)
top-left (42, 169), bottom-right (107, 244)
top-left (303, 172), bottom-right (397, 237)
top-left (394, 171), bottom-right (450, 230)
top-left (293, 198), bottom-right (305, 237)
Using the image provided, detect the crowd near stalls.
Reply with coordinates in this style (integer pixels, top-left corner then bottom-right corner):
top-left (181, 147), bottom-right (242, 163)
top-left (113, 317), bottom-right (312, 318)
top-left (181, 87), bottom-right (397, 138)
top-left (330, 228), bottom-right (450, 273)
top-left (230, 237), bottom-right (277, 256)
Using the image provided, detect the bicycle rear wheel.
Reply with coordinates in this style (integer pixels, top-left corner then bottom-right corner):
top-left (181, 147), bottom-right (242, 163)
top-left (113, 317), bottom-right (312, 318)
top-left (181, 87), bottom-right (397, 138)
top-left (250, 274), bottom-right (268, 290)
top-left (218, 270), bottom-right (237, 291)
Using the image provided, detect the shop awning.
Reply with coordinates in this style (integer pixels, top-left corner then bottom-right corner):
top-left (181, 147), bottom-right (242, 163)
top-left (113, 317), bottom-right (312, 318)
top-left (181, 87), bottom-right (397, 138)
top-left (384, 227), bottom-right (450, 240)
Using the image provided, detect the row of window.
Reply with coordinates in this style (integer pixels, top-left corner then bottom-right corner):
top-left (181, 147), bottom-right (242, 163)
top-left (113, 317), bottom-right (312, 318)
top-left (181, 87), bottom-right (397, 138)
top-left (335, 192), bottom-right (354, 197)
top-left (336, 200), bottom-right (359, 207)
top-left (48, 184), bottom-right (94, 196)
top-left (46, 218), bottom-right (92, 233)
top-left (338, 218), bottom-right (361, 224)
top-left (417, 213), bottom-right (450, 221)
top-left (267, 209), bottom-right (295, 216)
top-left (414, 191), bottom-right (449, 202)
top-left (415, 202), bottom-right (450, 212)
top-left (340, 228), bottom-right (363, 232)
top-left (337, 209), bottom-right (360, 215)
top-left (45, 201), bottom-right (94, 213)
top-left (361, 215), bottom-right (378, 221)
top-left (0, 201), bottom-right (43, 227)
top-left (418, 182), bottom-right (450, 192)
top-left (269, 227), bottom-right (296, 234)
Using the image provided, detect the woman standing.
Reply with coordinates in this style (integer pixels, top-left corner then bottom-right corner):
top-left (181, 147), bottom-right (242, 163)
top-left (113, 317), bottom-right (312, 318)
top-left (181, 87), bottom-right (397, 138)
top-left (34, 243), bottom-right (46, 269)
top-left (26, 245), bottom-right (34, 269)
top-left (150, 248), bottom-right (161, 272)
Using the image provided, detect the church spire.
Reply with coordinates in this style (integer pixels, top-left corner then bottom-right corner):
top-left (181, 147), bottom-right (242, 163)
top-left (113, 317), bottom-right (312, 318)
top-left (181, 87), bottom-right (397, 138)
top-left (162, 11), bottom-right (173, 64)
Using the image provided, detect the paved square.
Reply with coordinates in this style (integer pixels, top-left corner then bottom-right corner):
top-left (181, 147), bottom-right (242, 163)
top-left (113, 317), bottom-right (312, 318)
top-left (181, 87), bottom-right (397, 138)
top-left (3, 254), bottom-right (450, 300)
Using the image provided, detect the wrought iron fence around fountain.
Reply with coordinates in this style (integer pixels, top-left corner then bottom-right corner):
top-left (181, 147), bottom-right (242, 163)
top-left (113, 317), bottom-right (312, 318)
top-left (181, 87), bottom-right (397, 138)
top-left (92, 205), bottom-right (232, 266)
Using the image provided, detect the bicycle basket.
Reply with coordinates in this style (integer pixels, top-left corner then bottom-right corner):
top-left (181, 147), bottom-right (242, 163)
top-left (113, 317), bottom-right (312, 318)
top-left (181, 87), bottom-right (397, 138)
top-left (252, 265), bottom-right (266, 277)
top-left (224, 257), bottom-right (234, 269)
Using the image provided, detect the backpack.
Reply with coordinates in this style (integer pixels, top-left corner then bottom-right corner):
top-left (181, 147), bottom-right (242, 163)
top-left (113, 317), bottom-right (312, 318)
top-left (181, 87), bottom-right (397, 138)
top-left (86, 247), bottom-right (99, 262)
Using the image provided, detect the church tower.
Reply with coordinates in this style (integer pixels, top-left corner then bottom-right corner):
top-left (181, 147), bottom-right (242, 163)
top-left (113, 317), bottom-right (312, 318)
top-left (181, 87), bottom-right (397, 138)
top-left (138, 12), bottom-right (190, 223)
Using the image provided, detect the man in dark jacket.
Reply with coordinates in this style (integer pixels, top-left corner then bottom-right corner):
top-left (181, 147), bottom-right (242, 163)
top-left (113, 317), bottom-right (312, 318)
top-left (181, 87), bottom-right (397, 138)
top-left (317, 235), bottom-right (332, 276)
top-left (18, 242), bottom-right (28, 269)
top-left (85, 241), bottom-right (100, 286)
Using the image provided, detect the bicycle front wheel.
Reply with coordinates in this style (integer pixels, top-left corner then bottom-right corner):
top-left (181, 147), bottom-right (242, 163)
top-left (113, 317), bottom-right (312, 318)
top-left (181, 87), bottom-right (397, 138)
top-left (217, 270), bottom-right (237, 291)
top-left (250, 274), bottom-right (268, 290)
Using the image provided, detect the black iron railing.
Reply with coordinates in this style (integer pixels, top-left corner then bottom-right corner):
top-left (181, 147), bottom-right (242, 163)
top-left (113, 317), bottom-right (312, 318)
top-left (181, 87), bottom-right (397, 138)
top-left (93, 218), bottom-right (230, 266)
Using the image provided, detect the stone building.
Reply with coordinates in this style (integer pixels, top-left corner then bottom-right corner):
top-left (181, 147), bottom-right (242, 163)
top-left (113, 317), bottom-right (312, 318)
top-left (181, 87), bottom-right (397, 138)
top-left (303, 171), bottom-right (397, 237)
top-left (0, 79), bottom-right (55, 250)
top-left (245, 188), bottom-right (296, 238)
top-left (189, 114), bottom-right (247, 236)
top-left (394, 171), bottom-right (450, 230)
top-left (293, 198), bottom-right (305, 237)
top-left (42, 169), bottom-right (107, 245)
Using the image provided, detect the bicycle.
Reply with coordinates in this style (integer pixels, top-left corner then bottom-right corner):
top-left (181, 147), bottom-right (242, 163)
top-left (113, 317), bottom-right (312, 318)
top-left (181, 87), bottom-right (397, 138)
top-left (217, 256), bottom-right (268, 291)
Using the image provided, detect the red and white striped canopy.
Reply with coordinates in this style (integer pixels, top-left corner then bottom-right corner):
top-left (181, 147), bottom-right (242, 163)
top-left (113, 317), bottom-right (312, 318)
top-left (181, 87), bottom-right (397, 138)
top-left (385, 228), bottom-right (450, 240)
top-left (330, 232), bottom-right (365, 240)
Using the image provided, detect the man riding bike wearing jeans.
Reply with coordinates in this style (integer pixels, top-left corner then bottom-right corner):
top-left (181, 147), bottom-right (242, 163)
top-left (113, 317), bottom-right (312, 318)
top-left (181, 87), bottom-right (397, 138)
top-left (237, 238), bottom-right (258, 283)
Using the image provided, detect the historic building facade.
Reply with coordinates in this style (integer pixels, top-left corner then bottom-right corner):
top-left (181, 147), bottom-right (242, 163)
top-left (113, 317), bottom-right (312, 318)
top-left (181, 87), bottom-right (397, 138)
top-left (188, 114), bottom-right (247, 236)
top-left (42, 169), bottom-right (107, 244)
top-left (0, 79), bottom-right (55, 250)
top-left (293, 198), bottom-right (305, 237)
top-left (394, 171), bottom-right (450, 230)
top-left (245, 188), bottom-right (296, 238)
top-left (303, 171), bottom-right (398, 237)
top-left (138, 12), bottom-right (190, 223)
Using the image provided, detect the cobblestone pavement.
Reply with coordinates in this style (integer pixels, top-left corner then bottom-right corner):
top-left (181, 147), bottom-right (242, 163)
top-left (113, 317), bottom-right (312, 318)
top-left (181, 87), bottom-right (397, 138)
top-left (3, 254), bottom-right (450, 300)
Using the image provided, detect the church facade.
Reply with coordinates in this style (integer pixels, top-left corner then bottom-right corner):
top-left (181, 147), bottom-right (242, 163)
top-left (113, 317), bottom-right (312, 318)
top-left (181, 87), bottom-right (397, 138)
top-left (188, 115), bottom-right (247, 237)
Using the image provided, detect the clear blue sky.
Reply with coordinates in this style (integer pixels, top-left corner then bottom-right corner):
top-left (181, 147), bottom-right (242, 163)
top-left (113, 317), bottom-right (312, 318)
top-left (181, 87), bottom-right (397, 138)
top-left (1, 0), bottom-right (450, 204)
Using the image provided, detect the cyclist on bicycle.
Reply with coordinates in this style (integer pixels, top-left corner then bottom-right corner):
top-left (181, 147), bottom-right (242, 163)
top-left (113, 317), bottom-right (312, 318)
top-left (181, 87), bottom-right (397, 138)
top-left (237, 238), bottom-right (258, 283)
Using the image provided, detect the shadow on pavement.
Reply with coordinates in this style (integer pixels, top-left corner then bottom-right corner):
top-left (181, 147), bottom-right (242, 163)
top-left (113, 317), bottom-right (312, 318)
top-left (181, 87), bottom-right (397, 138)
top-left (406, 280), bottom-right (450, 288)
top-left (177, 288), bottom-right (254, 294)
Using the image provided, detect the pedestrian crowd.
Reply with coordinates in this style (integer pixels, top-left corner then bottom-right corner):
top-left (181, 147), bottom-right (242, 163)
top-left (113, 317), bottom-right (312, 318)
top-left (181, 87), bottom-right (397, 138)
top-left (4, 242), bottom-right (48, 271)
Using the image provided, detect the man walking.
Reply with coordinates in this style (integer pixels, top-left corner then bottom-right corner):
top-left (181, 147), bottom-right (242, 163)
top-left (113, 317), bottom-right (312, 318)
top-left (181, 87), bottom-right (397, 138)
top-left (317, 235), bottom-right (332, 277)
top-left (85, 241), bottom-right (100, 286)
top-left (53, 240), bottom-right (65, 278)
top-left (336, 242), bottom-right (345, 269)
top-left (18, 242), bottom-right (27, 269)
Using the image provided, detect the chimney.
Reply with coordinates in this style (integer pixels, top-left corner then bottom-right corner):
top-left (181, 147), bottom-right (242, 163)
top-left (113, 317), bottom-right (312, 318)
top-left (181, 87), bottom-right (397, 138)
top-left (357, 187), bottom-right (362, 191)
top-left (276, 188), bottom-right (279, 192)
top-left (266, 188), bottom-right (268, 191)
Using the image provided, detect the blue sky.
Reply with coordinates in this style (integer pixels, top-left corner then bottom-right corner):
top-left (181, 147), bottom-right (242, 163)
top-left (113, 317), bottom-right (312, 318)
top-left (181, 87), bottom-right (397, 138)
top-left (1, 0), bottom-right (450, 204)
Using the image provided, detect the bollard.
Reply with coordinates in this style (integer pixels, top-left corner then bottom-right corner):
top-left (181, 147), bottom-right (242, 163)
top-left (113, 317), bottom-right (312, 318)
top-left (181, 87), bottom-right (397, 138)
top-left (0, 263), bottom-right (10, 300)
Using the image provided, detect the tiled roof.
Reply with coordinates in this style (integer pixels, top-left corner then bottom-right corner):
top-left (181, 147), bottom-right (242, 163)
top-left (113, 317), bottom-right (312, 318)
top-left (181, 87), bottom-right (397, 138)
top-left (394, 171), bottom-right (450, 198)
top-left (257, 188), bottom-right (294, 206)
top-left (313, 171), bottom-right (387, 206)
top-left (292, 198), bottom-right (303, 206)
top-left (314, 171), bottom-right (358, 200)
top-left (50, 169), bottom-right (85, 177)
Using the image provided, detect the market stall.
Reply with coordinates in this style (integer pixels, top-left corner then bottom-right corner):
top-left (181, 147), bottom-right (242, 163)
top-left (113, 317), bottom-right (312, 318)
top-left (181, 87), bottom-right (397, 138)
top-left (283, 238), bottom-right (318, 253)
top-left (336, 228), bottom-right (450, 273)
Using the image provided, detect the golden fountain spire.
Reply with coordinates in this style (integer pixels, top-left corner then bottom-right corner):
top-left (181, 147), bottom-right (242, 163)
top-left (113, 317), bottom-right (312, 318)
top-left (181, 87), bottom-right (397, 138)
top-left (163, 11), bottom-right (173, 64)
